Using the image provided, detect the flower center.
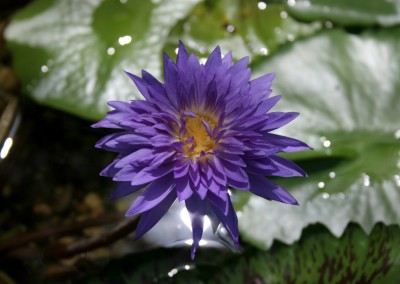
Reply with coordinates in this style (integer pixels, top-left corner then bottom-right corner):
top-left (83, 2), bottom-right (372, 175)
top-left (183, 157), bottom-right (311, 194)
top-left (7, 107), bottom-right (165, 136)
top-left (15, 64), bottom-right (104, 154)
top-left (182, 114), bottom-right (217, 158)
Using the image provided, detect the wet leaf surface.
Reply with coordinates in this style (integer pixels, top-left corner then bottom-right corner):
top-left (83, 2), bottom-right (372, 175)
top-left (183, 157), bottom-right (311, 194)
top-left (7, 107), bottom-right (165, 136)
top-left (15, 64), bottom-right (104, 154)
top-left (76, 224), bottom-right (400, 283)
top-left (209, 224), bottom-right (400, 284)
top-left (286, 0), bottom-right (400, 27)
top-left (5, 0), bottom-right (322, 120)
top-left (239, 27), bottom-right (400, 248)
top-left (5, 0), bottom-right (202, 120)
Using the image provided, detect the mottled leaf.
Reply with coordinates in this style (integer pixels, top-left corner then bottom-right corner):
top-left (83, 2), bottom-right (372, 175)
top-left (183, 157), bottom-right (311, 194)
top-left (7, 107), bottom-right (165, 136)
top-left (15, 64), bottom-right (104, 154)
top-left (166, 1), bottom-right (321, 60)
top-left (210, 224), bottom-right (400, 283)
top-left (5, 0), bottom-right (201, 120)
top-left (285, 0), bottom-right (400, 27)
top-left (239, 28), bottom-right (400, 248)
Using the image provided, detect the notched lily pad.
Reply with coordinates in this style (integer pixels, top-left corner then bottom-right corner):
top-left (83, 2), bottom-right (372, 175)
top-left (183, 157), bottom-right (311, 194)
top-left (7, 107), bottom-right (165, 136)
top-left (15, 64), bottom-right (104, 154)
top-left (238, 27), bottom-right (400, 248)
top-left (210, 224), bottom-right (400, 283)
top-left (5, 0), bottom-right (201, 120)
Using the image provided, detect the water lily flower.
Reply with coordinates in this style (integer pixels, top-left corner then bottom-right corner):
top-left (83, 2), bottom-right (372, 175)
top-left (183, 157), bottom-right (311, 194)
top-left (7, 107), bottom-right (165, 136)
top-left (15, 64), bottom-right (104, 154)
top-left (93, 42), bottom-right (310, 259)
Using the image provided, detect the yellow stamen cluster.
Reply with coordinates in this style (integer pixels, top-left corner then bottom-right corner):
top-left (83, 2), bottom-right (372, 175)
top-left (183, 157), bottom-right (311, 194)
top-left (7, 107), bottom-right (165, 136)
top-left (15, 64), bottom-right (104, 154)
top-left (182, 113), bottom-right (217, 158)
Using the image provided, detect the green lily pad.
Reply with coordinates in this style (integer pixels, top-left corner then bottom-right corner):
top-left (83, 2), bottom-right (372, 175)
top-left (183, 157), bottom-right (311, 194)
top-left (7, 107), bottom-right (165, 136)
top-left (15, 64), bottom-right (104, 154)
top-left (238, 28), bottom-right (400, 248)
top-left (285, 0), bottom-right (400, 27)
top-left (76, 224), bottom-right (400, 283)
top-left (209, 224), bottom-right (400, 283)
top-left (5, 0), bottom-right (322, 120)
top-left (168, 1), bottom-right (321, 60)
top-left (5, 0), bottom-right (201, 120)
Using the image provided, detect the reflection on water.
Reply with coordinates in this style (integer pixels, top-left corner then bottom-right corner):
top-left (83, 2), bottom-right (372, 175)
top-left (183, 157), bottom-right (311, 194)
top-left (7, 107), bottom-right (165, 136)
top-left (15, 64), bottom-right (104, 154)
top-left (226, 24), bottom-right (235, 33)
top-left (394, 175), bottom-right (400, 187)
top-left (394, 129), bottom-right (400, 139)
top-left (257, 2), bottom-right (267, 10)
top-left (107, 47), bottom-right (115, 55)
top-left (0, 93), bottom-right (20, 162)
top-left (321, 192), bottom-right (330, 199)
top-left (0, 137), bottom-right (13, 159)
top-left (40, 65), bottom-right (49, 73)
top-left (142, 200), bottom-right (238, 252)
top-left (180, 207), bottom-right (211, 231)
top-left (280, 11), bottom-right (288, 19)
top-left (167, 263), bottom-right (195, 278)
top-left (259, 47), bottom-right (268, 55)
top-left (323, 140), bottom-right (331, 148)
top-left (361, 173), bottom-right (370, 187)
top-left (118, 35), bottom-right (132, 46)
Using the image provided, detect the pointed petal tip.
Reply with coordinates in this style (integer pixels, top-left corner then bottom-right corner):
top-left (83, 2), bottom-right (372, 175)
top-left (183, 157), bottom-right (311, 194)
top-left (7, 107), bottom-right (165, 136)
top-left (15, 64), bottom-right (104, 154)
top-left (133, 231), bottom-right (142, 241)
top-left (289, 198), bottom-right (299, 205)
top-left (178, 40), bottom-right (187, 52)
top-left (123, 70), bottom-right (132, 76)
top-left (285, 193), bottom-right (299, 205)
top-left (91, 121), bottom-right (106, 128)
top-left (268, 72), bottom-right (276, 80)
top-left (190, 242), bottom-right (198, 260)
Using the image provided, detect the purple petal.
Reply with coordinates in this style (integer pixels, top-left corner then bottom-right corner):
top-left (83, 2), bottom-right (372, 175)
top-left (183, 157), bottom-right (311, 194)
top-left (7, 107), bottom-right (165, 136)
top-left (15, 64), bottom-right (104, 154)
top-left (91, 119), bottom-right (120, 129)
top-left (207, 189), bottom-right (229, 215)
top-left (174, 160), bottom-right (190, 178)
top-left (112, 166), bottom-right (138, 181)
top-left (113, 133), bottom-right (150, 149)
top-left (124, 71), bottom-right (151, 100)
top-left (244, 157), bottom-right (278, 175)
top-left (196, 178), bottom-right (209, 199)
top-left (185, 194), bottom-right (206, 259)
top-left (205, 45), bottom-right (222, 77)
top-left (251, 73), bottom-right (275, 89)
top-left (115, 148), bottom-right (154, 168)
top-left (254, 96), bottom-right (281, 115)
top-left (176, 175), bottom-right (194, 201)
top-left (126, 173), bottom-right (175, 216)
top-left (107, 100), bottom-right (135, 113)
top-left (189, 163), bottom-right (201, 186)
top-left (248, 174), bottom-right (298, 205)
top-left (237, 115), bottom-right (269, 130)
top-left (268, 155), bottom-right (307, 177)
top-left (100, 159), bottom-right (121, 177)
top-left (163, 53), bottom-right (179, 110)
top-left (134, 190), bottom-right (177, 239)
top-left (218, 152), bottom-right (246, 167)
top-left (206, 159), bottom-right (227, 185)
top-left (205, 202), bottom-right (220, 233)
top-left (262, 112), bottom-right (299, 132)
top-left (176, 41), bottom-right (189, 69)
top-left (220, 160), bottom-right (249, 190)
top-left (249, 73), bottom-right (275, 100)
top-left (228, 56), bottom-right (249, 75)
top-left (110, 182), bottom-right (146, 200)
top-left (95, 133), bottom-right (125, 151)
top-left (209, 195), bottom-right (239, 246)
top-left (263, 133), bottom-right (311, 153)
top-left (131, 162), bottom-right (174, 186)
